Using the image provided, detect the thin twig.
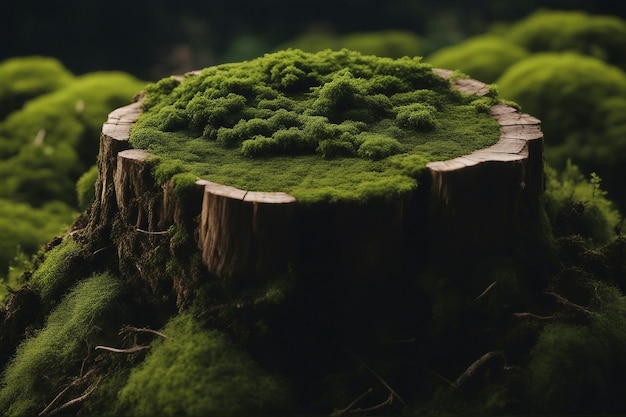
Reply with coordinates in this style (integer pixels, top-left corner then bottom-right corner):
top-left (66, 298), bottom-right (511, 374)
top-left (120, 325), bottom-right (168, 339)
top-left (475, 281), bottom-right (497, 301)
top-left (544, 291), bottom-right (598, 316)
top-left (513, 312), bottom-right (560, 320)
top-left (349, 393), bottom-right (394, 414)
top-left (95, 345), bottom-right (150, 354)
top-left (427, 368), bottom-right (457, 389)
top-left (360, 361), bottom-right (407, 406)
top-left (38, 369), bottom-right (96, 416)
top-left (453, 351), bottom-right (506, 389)
top-left (135, 228), bottom-right (169, 235)
top-left (331, 388), bottom-right (373, 415)
top-left (48, 378), bottom-right (101, 415)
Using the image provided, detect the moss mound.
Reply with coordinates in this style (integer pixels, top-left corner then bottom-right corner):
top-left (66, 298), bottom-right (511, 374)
top-left (131, 48), bottom-right (501, 203)
top-left (117, 312), bottom-right (293, 416)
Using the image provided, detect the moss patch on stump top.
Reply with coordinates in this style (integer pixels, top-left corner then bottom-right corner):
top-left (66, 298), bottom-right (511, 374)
top-left (130, 49), bottom-right (501, 203)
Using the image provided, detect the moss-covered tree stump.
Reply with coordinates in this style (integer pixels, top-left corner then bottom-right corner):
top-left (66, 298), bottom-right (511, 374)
top-left (89, 51), bottom-right (543, 312)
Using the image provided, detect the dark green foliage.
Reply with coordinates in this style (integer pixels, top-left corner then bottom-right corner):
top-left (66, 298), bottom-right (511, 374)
top-left (528, 280), bottom-right (626, 414)
top-left (117, 312), bottom-right (293, 416)
top-left (0, 272), bottom-right (127, 416)
top-left (0, 56), bottom-right (74, 120)
top-left (131, 49), bottom-right (500, 203)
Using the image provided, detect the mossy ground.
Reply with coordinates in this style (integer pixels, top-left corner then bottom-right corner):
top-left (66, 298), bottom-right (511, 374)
top-left (131, 49), bottom-right (500, 203)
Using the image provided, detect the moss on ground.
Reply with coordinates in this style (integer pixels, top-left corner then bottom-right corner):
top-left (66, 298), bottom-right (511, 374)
top-left (116, 312), bottom-right (294, 416)
top-left (131, 48), bottom-right (501, 203)
top-left (0, 272), bottom-right (128, 416)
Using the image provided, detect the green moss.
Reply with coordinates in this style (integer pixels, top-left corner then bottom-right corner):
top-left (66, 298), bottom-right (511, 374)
top-left (545, 160), bottom-right (621, 245)
top-left (0, 71), bottom-right (146, 206)
top-left (0, 272), bottom-right (127, 416)
top-left (528, 281), bottom-right (626, 414)
top-left (117, 312), bottom-right (293, 416)
top-left (28, 236), bottom-right (84, 307)
top-left (0, 199), bottom-right (76, 282)
top-left (76, 164), bottom-right (98, 211)
top-left (497, 52), bottom-right (626, 147)
top-left (131, 49), bottom-right (501, 204)
top-left (0, 56), bottom-right (74, 120)
top-left (426, 35), bottom-right (529, 83)
top-left (505, 9), bottom-right (626, 69)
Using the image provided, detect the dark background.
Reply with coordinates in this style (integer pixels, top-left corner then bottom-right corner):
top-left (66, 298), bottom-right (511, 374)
top-left (3, 0), bottom-right (626, 81)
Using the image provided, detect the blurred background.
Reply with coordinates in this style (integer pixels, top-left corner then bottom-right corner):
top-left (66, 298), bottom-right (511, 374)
top-left (2, 0), bottom-right (625, 80)
top-left (2, 0), bottom-right (626, 292)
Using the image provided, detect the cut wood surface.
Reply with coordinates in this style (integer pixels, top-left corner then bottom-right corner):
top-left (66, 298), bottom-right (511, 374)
top-left (90, 68), bottom-right (544, 282)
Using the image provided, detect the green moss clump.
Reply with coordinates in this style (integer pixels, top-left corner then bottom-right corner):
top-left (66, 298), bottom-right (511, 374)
top-left (0, 272), bottom-right (127, 416)
top-left (497, 52), bottom-right (626, 147)
top-left (0, 70), bottom-right (146, 206)
top-left (426, 35), bottom-right (529, 83)
top-left (0, 56), bottom-right (74, 120)
top-left (28, 236), bottom-right (85, 308)
top-left (528, 280), bottom-right (626, 414)
top-left (505, 9), bottom-right (626, 70)
top-left (76, 164), bottom-right (99, 211)
top-left (131, 49), bottom-right (501, 204)
top-left (545, 160), bottom-right (622, 245)
top-left (0, 199), bottom-right (75, 283)
top-left (117, 312), bottom-right (293, 416)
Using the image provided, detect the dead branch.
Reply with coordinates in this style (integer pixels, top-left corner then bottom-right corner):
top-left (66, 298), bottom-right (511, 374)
top-left (331, 388), bottom-right (373, 415)
top-left (47, 378), bottom-right (101, 415)
top-left (95, 345), bottom-right (150, 354)
top-left (348, 393), bottom-right (394, 414)
top-left (544, 291), bottom-right (598, 316)
top-left (120, 325), bottom-right (168, 339)
top-left (427, 368), bottom-right (458, 389)
top-left (475, 281), bottom-right (497, 301)
top-left (453, 351), bottom-right (507, 390)
top-left (360, 361), bottom-right (407, 406)
top-left (39, 369), bottom-right (96, 416)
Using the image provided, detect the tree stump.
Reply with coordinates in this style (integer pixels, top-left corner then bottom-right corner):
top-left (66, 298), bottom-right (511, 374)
top-left (89, 69), bottom-right (543, 285)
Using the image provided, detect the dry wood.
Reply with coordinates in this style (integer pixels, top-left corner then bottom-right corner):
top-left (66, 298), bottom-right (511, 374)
top-left (120, 325), bottom-right (168, 339)
top-left (453, 351), bottom-right (506, 389)
top-left (544, 291), bottom-right (598, 316)
top-left (475, 281), bottom-right (497, 301)
top-left (95, 345), bottom-right (150, 354)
